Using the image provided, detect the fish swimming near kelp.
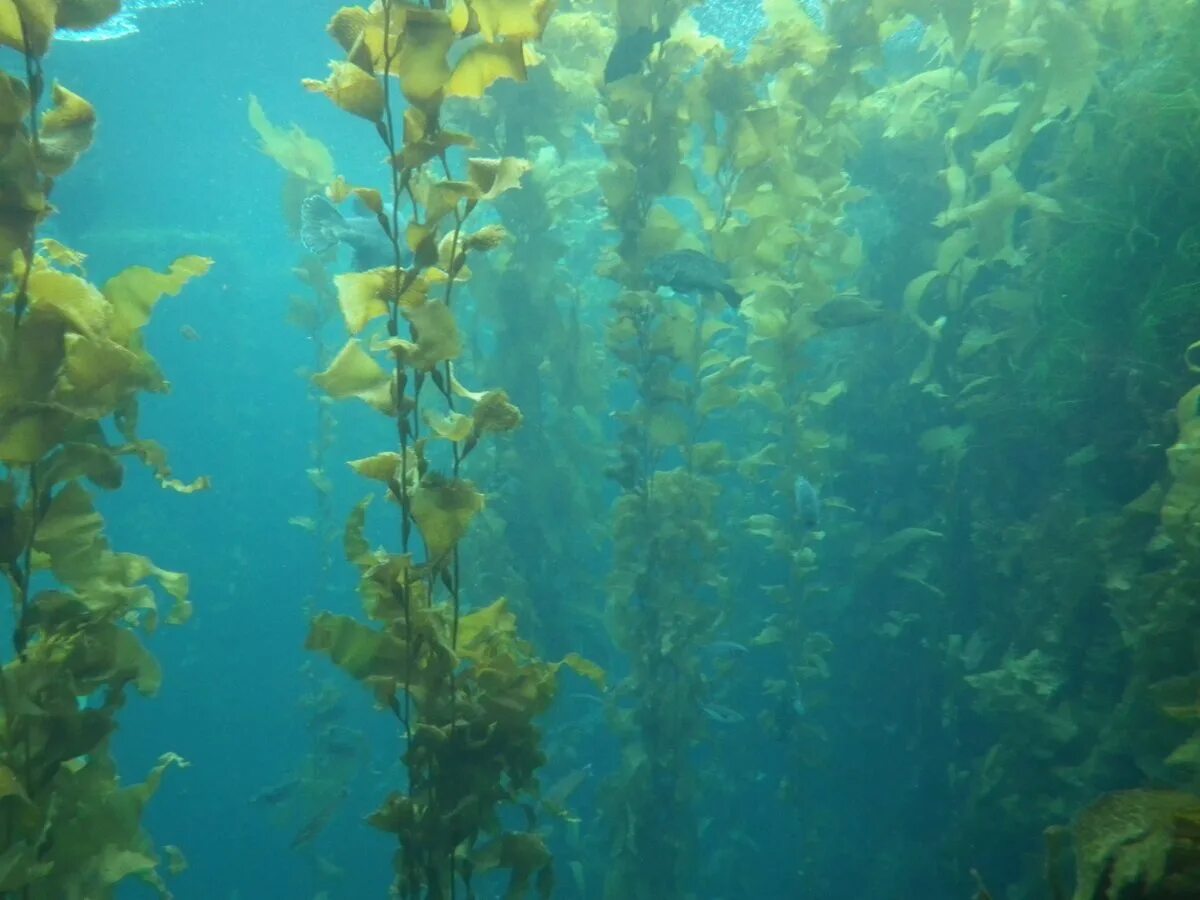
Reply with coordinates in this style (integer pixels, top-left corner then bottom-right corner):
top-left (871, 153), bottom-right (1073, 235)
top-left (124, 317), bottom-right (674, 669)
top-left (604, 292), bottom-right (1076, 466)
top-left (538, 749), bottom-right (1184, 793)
top-left (702, 703), bottom-right (746, 725)
top-left (604, 24), bottom-right (672, 83)
top-left (300, 195), bottom-right (395, 270)
top-left (645, 249), bottom-right (743, 309)
top-left (794, 475), bottom-right (821, 530)
top-left (811, 292), bottom-right (885, 329)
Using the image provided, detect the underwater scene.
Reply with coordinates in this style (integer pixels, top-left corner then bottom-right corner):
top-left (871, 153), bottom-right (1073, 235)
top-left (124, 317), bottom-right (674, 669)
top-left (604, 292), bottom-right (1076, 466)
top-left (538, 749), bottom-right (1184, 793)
top-left (2, 0), bottom-right (1200, 898)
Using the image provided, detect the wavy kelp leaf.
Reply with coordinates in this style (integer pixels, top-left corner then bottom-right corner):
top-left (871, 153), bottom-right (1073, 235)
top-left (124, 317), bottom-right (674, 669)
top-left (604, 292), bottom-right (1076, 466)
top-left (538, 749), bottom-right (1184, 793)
top-left (55, 0), bottom-right (121, 30)
top-left (0, 77), bottom-right (45, 271)
top-left (37, 83), bottom-right (96, 177)
top-left (307, 612), bottom-right (408, 681)
top-left (335, 268), bottom-right (391, 335)
top-left (397, 107), bottom-right (474, 169)
top-left (25, 751), bottom-right (187, 897)
top-left (446, 39), bottom-right (528, 99)
top-left (472, 832), bottom-right (554, 899)
top-left (1164, 385), bottom-right (1200, 547)
top-left (327, 5), bottom-right (372, 62)
top-left (403, 299), bottom-right (460, 370)
top-left (349, 451), bottom-right (418, 489)
top-left (343, 496), bottom-right (374, 568)
top-left (425, 409), bottom-right (473, 442)
top-left (30, 481), bottom-right (184, 630)
top-left (248, 95), bottom-right (336, 186)
top-left (1040, 5), bottom-right (1098, 120)
top-left (0, 404), bottom-right (72, 464)
top-left (471, 389), bottom-right (521, 436)
top-left (747, 0), bottom-right (833, 73)
top-left (37, 237), bottom-right (86, 271)
top-left (59, 333), bottom-right (149, 414)
top-left (303, 61), bottom-right (385, 122)
top-left (411, 474), bottom-right (483, 565)
top-left (558, 652), bottom-right (605, 689)
top-left (103, 256), bottom-right (212, 344)
top-left (420, 179), bottom-right (481, 226)
top-left (1072, 791), bottom-right (1200, 900)
top-left (469, 0), bottom-right (555, 41)
top-left (27, 263), bottom-right (108, 336)
top-left (467, 156), bottom-right (530, 200)
top-left (457, 596), bottom-right (516, 650)
top-left (462, 223), bottom-right (507, 252)
top-left (118, 439), bottom-right (210, 496)
top-left (312, 339), bottom-right (394, 414)
top-left (389, 10), bottom-right (457, 103)
top-left (42, 442), bottom-right (123, 490)
top-left (0, 0), bottom-right (56, 57)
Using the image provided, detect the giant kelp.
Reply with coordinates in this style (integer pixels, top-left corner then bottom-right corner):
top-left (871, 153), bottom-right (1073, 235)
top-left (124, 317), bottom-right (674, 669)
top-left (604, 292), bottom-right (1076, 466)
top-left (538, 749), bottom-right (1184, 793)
top-left (0, 2), bottom-right (209, 895)
top-left (593, 2), bottom-right (751, 896)
top-left (797, 0), bottom-right (1200, 895)
top-left (298, 2), bottom-right (598, 897)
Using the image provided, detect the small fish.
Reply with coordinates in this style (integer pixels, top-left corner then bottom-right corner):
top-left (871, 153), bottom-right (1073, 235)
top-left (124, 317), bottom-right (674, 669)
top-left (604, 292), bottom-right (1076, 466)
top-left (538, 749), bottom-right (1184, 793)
top-left (702, 640), bottom-right (749, 658)
top-left (645, 249), bottom-right (742, 309)
top-left (290, 787), bottom-right (349, 850)
top-left (811, 292), bottom-right (885, 329)
top-left (179, 324), bottom-right (200, 341)
top-left (792, 689), bottom-right (807, 717)
top-left (300, 195), bottom-right (396, 270)
top-left (604, 24), bottom-right (671, 84)
top-left (250, 779), bottom-right (299, 807)
top-left (543, 764), bottom-right (593, 813)
top-left (701, 703), bottom-right (745, 725)
top-left (793, 475), bottom-right (821, 530)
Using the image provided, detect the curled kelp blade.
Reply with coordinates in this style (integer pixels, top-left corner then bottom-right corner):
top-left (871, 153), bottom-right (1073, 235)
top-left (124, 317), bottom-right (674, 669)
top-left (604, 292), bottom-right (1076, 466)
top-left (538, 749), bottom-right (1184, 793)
top-left (57, 0), bottom-right (198, 42)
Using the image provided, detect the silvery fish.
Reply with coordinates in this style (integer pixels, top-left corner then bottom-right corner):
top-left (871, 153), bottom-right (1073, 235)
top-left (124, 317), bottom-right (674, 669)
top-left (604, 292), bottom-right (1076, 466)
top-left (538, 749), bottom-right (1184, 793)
top-left (701, 703), bottom-right (745, 725)
top-left (794, 475), bottom-right (821, 530)
top-left (645, 249), bottom-right (743, 309)
top-left (300, 195), bottom-right (396, 270)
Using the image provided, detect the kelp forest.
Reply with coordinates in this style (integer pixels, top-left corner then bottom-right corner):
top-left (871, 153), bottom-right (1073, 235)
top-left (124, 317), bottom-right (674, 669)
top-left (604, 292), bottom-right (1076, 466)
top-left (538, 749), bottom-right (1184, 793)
top-left (2, 0), bottom-right (1200, 898)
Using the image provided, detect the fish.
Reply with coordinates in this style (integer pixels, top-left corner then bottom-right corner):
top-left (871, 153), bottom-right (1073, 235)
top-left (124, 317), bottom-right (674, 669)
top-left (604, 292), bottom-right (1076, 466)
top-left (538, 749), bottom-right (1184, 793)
top-left (300, 195), bottom-right (396, 270)
top-left (289, 787), bottom-right (349, 850)
top-left (793, 475), bottom-right (821, 530)
top-left (811, 292), bottom-right (885, 329)
top-left (179, 324), bottom-right (200, 341)
top-left (604, 24), bottom-right (672, 84)
top-left (701, 640), bottom-right (749, 658)
top-left (645, 249), bottom-right (743, 309)
top-left (701, 703), bottom-right (745, 725)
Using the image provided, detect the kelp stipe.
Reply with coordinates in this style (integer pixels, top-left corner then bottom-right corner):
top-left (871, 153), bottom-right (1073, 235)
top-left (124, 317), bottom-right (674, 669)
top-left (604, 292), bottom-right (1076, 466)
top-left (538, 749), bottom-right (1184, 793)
top-left (0, 4), bottom-right (210, 896)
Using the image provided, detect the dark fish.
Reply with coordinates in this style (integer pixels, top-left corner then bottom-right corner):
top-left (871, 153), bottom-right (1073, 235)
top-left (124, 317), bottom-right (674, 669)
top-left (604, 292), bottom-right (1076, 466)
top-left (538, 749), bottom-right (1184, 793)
top-left (793, 476), bottom-right (821, 530)
top-left (645, 248), bottom-right (742, 309)
top-left (604, 24), bottom-right (671, 84)
top-left (300, 195), bottom-right (395, 270)
top-left (811, 292), bottom-right (885, 329)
